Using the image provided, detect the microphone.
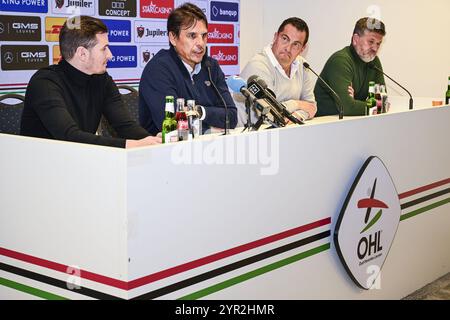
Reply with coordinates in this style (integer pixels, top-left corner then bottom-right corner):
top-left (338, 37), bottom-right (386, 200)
top-left (369, 64), bottom-right (413, 110)
top-left (226, 75), bottom-right (257, 104)
top-left (204, 59), bottom-right (229, 134)
top-left (247, 76), bottom-right (303, 125)
top-left (303, 62), bottom-right (344, 120)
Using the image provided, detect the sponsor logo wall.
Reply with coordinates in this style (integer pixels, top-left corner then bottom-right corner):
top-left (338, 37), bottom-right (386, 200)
top-left (0, 0), bottom-right (240, 94)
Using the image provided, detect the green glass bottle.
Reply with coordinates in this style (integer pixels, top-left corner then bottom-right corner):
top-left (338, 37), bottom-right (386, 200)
top-left (162, 96), bottom-right (177, 143)
top-left (365, 81), bottom-right (376, 115)
top-left (446, 76), bottom-right (450, 105)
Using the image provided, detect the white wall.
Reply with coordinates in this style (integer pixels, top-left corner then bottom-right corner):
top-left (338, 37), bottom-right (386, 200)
top-left (240, 0), bottom-right (450, 99)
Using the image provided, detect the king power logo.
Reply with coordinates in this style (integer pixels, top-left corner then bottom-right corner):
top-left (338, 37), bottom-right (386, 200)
top-left (334, 156), bottom-right (401, 290)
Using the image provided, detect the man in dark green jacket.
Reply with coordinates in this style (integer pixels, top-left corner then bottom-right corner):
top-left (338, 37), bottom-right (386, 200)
top-left (314, 17), bottom-right (386, 116)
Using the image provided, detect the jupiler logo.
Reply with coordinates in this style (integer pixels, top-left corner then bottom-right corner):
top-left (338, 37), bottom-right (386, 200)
top-left (55, 0), bottom-right (65, 8)
top-left (334, 156), bottom-right (401, 290)
top-left (137, 26), bottom-right (144, 38)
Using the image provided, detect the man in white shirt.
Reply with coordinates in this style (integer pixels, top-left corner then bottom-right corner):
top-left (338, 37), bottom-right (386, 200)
top-left (236, 17), bottom-right (317, 127)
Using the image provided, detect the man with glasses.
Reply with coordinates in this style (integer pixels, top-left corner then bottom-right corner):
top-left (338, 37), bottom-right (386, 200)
top-left (314, 17), bottom-right (386, 116)
top-left (236, 17), bottom-right (317, 127)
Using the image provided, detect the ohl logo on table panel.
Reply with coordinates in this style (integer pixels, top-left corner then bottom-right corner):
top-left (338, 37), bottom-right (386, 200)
top-left (334, 156), bottom-right (401, 290)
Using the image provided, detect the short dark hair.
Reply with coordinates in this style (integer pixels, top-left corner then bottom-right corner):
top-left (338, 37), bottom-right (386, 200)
top-left (59, 15), bottom-right (108, 61)
top-left (353, 17), bottom-right (386, 38)
top-left (277, 17), bottom-right (310, 46)
top-left (167, 3), bottom-right (208, 47)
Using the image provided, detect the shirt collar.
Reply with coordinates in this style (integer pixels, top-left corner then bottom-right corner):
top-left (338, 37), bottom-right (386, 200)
top-left (264, 44), bottom-right (300, 79)
top-left (181, 60), bottom-right (202, 80)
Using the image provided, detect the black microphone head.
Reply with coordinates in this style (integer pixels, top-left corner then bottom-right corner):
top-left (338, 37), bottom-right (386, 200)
top-left (255, 77), bottom-right (268, 89)
top-left (247, 75), bottom-right (259, 85)
top-left (266, 88), bottom-right (277, 99)
top-left (303, 62), bottom-right (310, 69)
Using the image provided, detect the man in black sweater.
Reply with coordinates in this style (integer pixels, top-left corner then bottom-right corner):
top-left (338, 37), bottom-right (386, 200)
top-left (20, 16), bottom-right (161, 148)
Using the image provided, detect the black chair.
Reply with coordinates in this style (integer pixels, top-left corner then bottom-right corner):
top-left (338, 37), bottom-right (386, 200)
top-left (0, 94), bottom-right (25, 135)
top-left (99, 85), bottom-right (139, 138)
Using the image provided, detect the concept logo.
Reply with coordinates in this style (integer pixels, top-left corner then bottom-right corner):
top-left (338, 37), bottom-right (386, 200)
top-left (334, 156), bottom-right (401, 290)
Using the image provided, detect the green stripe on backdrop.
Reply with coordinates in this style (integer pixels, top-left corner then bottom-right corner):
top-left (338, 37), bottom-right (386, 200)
top-left (178, 243), bottom-right (331, 300)
top-left (401, 198), bottom-right (450, 221)
top-left (0, 277), bottom-right (68, 300)
top-left (0, 91), bottom-right (26, 95)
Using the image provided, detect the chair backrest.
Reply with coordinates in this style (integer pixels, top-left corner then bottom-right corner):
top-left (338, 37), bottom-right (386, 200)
top-left (99, 85), bottom-right (139, 138)
top-left (0, 94), bottom-right (25, 135)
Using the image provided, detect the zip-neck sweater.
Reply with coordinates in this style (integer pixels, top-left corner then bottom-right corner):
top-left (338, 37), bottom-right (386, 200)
top-left (139, 46), bottom-right (237, 135)
top-left (314, 45), bottom-right (385, 116)
top-left (20, 60), bottom-right (149, 148)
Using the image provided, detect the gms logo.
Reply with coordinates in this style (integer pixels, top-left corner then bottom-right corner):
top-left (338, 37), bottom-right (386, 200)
top-left (102, 19), bottom-right (131, 43)
top-left (51, 0), bottom-right (95, 15)
top-left (0, 15), bottom-right (41, 41)
top-left (140, 0), bottom-right (173, 19)
top-left (0, 0), bottom-right (48, 13)
top-left (208, 24), bottom-right (234, 44)
top-left (1, 45), bottom-right (49, 70)
top-left (210, 1), bottom-right (239, 22)
top-left (334, 156), bottom-right (401, 290)
top-left (210, 46), bottom-right (238, 65)
top-left (107, 45), bottom-right (137, 68)
top-left (134, 20), bottom-right (167, 43)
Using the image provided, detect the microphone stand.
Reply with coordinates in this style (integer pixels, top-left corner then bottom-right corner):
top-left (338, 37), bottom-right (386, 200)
top-left (206, 62), bottom-right (229, 135)
top-left (242, 97), bottom-right (252, 133)
top-left (371, 65), bottom-right (413, 110)
top-left (303, 63), bottom-right (344, 120)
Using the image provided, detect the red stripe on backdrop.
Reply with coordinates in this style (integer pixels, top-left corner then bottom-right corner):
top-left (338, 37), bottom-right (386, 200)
top-left (127, 217), bottom-right (332, 289)
top-left (0, 217), bottom-right (331, 291)
top-left (399, 178), bottom-right (450, 200)
top-left (0, 247), bottom-right (128, 290)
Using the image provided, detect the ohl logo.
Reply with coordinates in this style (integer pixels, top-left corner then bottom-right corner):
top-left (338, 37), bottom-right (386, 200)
top-left (334, 156), bottom-right (401, 290)
top-left (358, 178), bottom-right (388, 234)
top-left (55, 0), bottom-right (64, 9)
top-left (356, 178), bottom-right (387, 261)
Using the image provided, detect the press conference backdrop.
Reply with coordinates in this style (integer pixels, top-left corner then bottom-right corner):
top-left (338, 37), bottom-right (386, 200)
top-left (0, 0), bottom-right (241, 95)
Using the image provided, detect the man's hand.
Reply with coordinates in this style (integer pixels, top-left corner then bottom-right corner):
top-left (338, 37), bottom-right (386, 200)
top-left (292, 100), bottom-right (317, 119)
top-left (348, 84), bottom-right (355, 98)
top-left (125, 135), bottom-right (162, 149)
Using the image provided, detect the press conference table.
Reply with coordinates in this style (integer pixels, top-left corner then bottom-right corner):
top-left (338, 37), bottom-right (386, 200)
top-left (0, 97), bottom-right (449, 300)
